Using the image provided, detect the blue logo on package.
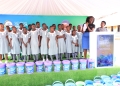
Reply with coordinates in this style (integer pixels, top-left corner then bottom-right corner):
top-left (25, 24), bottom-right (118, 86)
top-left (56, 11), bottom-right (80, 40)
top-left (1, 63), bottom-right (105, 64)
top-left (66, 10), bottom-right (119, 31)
top-left (26, 66), bottom-right (34, 74)
top-left (64, 64), bottom-right (69, 71)
top-left (72, 63), bottom-right (78, 70)
top-left (8, 67), bottom-right (16, 75)
top-left (37, 65), bottom-right (43, 72)
top-left (0, 68), bottom-right (6, 75)
top-left (54, 65), bottom-right (60, 71)
top-left (45, 66), bottom-right (52, 72)
top-left (80, 63), bottom-right (86, 69)
top-left (17, 66), bottom-right (24, 74)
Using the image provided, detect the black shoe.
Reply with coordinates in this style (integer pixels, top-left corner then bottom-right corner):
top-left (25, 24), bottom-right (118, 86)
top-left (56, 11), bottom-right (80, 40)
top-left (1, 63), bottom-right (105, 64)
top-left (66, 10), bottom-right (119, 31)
top-left (13, 61), bottom-right (16, 63)
top-left (60, 59), bottom-right (63, 61)
top-left (34, 60), bottom-right (36, 63)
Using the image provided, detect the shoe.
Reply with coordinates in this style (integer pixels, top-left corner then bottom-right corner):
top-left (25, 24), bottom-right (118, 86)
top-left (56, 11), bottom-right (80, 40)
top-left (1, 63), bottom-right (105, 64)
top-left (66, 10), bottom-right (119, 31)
top-left (13, 61), bottom-right (16, 63)
top-left (34, 60), bottom-right (36, 63)
top-left (60, 59), bottom-right (63, 61)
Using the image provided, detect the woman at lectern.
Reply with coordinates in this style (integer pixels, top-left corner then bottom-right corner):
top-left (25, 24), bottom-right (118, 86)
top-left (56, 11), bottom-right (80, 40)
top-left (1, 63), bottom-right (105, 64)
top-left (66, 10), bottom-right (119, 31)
top-left (96, 21), bottom-right (107, 32)
top-left (82, 16), bottom-right (95, 59)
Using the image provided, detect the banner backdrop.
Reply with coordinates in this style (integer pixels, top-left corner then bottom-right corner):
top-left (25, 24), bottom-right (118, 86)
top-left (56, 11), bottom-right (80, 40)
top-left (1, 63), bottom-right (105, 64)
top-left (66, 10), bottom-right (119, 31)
top-left (0, 14), bottom-right (87, 29)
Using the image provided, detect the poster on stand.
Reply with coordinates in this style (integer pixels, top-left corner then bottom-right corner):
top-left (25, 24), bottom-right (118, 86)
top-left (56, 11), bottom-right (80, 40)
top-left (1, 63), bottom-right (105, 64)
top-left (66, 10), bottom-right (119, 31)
top-left (97, 35), bottom-right (114, 67)
top-left (90, 32), bottom-right (114, 68)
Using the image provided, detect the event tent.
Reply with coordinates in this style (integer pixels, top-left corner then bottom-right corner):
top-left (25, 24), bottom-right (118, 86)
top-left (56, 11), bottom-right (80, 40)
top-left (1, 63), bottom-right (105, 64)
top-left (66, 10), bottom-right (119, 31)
top-left (0, 0), bottom-right (120, 26)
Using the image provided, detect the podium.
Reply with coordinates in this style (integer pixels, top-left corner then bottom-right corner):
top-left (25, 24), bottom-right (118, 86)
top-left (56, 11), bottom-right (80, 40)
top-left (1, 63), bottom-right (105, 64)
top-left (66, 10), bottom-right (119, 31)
top-left (90, 32), bottom-right (120, 68)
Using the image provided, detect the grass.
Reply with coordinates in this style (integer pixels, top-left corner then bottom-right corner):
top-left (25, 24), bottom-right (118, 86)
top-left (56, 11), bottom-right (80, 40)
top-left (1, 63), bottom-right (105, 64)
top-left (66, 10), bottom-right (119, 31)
top-left (0, 65), bottom-right (120, 86)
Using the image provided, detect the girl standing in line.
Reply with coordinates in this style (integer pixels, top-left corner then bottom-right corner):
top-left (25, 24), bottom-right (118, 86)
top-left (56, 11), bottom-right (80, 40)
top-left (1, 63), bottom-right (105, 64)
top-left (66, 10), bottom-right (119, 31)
top-left (21, 27), bottom-right (31, 62)
top-left (56, 24), bottom-right (66, 61)
top-left (65, 26), bottom-right (72, 60)
top-left (27, 24), bottom-right (32, 60)
top-left (18, 23), bottom-right (24, 60)
top-left (6, 26), bottom-right (13, 60)
top-left (40, 23), bottom-right (48, 61)
top-left (82, 16), bottom-right (95, 59)
top-left (30, 24), bottom-right (40, 62)
top-left (77, 25), bottom-right (83, 58)
top-left (36, 22), bottom-right (41, 57)
top-left (0, 23), bottom-right (9, 63)
top-left (47, 26), bottom-right (58, 61)
top-left (10, 26), bottom-right (21, 62)
top-left (71, 30), bottom-right (79, 59)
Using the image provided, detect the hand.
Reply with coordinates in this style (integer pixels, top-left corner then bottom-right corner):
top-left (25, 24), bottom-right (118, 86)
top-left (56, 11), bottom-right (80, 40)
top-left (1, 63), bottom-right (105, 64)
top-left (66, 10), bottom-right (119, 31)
top-left (75, 43), bottom-right (78, 46)
top-left (62, 35), bottom-right (65, 38)
top-left (10, 44), bottom-right (12, 49)
top-left (24, 43), bottom-right (27, 47)
top-left (86, 22), bottom-right (89, 26)
top-left (8, 43), bottom-right (10, 46)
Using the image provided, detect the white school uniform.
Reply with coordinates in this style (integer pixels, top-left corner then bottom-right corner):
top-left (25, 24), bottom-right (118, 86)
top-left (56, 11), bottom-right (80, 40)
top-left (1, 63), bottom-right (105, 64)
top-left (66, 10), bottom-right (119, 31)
top-left (47, 32), bottom-right (58, 55)
top-left (56, 30), bottom-right (66, 53)
top-left (0, 31), bottom-right (9, 54)
top-left (36, 27), bottom-right (42, 32)
top-left (36, 28), bottom-right (41, 53)
top-left (8, 31), bottom-right (12, 52)
top-left (65, 32), bottom-right (72, 53)
top-left (40, 29), bottom-right (48, 54)
top-left (21, 33), bottom-right (31, 55)
top-left (76, 31), bottom-right (83, 52)
top-left (71, 35), bottom-right (78, 53)
top-left (10, 32), bottom-right (21, 54)
top-left (17, 29), bottom-right (23, 47)
top-left (5, 30), bottom-right (11, 52)
top-left (30, 30), bottom-right (40, 54)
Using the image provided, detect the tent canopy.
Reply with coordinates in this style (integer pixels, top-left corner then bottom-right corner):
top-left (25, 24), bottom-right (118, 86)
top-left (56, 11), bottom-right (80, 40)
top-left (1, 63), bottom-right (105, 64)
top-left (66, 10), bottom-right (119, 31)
top-left (0, 0), bottom-right (120, 26)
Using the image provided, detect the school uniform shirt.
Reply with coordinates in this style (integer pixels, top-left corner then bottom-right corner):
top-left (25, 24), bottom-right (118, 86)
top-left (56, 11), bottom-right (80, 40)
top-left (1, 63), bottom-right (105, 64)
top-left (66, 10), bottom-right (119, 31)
top-left (36, 27), bottom-right (42, 32)
top-left (0, 31), bottom-right (9, 54)
top-left (56, 30), bottom-right (66, 53)
top-left (30, 29), bottom-right (40, 54)
top-left (10, 32), bottom-right (21, 54)
top-left (71, 35), bottom-right (78, 53)
top-left (65, 32), bottom-right (72, 53)
top-left (40, 29), bottom-right (48, 54)
top-left (96, 27), bottom-right (108, 32)
top-left (76, 31), bottom-right (83, 52)
top-left (21, 33), bottom-right (31, 55)
top-left (47, 32), bottom-right (58, 55)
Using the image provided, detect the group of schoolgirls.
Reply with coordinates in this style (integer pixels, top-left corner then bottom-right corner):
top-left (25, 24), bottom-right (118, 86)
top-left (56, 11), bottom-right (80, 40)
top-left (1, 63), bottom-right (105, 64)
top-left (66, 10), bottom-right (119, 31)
top-left (0, 22), bottom-right (83, 63)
